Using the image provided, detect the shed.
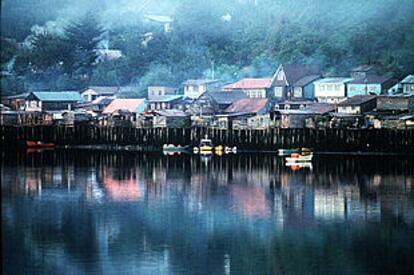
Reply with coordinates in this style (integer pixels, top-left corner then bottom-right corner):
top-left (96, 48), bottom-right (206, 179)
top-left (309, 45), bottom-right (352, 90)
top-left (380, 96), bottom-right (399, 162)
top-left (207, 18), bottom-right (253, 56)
top-left (337, 95), bottom-right (377, 114)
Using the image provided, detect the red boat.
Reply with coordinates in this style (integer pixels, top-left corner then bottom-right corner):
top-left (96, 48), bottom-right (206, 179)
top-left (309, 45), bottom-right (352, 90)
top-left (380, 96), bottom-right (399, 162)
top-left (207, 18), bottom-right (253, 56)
top-left (26, 141), bottom-right (55, 148)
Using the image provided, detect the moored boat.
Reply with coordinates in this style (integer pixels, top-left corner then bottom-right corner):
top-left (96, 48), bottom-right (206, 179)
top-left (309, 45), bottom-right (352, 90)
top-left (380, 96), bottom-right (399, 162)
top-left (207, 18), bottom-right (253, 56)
top-left (285, 153), bottom-right (313, 163)
top-left (278, 148), bottom-right (300, 156)
top-left (26, 141), bottom-right (55, 148)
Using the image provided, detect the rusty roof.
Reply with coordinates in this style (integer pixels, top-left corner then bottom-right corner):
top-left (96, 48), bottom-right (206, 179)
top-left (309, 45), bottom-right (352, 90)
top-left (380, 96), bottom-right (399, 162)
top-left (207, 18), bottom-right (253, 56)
top-left (223, 78), bottom-right (272, 89)
top-left (225, 98), bottom-right (270, 114)
top-left (337, 95), bottom-right (376, 106)
top-left (102, 98), bottom-right (146, 113)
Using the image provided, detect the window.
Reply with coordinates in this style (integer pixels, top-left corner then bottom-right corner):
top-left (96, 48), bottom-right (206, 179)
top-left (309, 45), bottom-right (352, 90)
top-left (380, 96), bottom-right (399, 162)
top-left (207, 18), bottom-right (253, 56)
top-left (274, 87), bottom-right (283, 97)
top-left (349, 86), bottom-right (356, 92)
top-left (327, 84), bottom-right (333, 91)
top-left (293, 87), bottom-right (302, 97)
top-left (335, 84), bottom-right (341, 91)
top-left (277, 72), bottom-right (284, 81)
top-left (320, 85), bottom-right (325, 91)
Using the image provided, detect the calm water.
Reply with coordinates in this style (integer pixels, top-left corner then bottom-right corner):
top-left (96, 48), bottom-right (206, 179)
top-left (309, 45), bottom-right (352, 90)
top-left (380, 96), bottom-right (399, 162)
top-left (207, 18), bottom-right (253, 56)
top-left (2, 150), bottom-right (414, 274)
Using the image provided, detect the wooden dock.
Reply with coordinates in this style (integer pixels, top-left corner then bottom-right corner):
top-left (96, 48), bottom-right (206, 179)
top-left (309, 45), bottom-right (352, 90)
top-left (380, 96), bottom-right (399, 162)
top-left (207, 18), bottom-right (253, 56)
top-left (1, 125), bottom-right (414, 153)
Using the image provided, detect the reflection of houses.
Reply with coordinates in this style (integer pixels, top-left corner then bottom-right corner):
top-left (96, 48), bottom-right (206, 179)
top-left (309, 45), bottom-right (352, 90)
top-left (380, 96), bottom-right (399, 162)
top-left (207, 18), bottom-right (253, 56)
top-left (336, 95), bottom-right (377, 114)
top-left (24, 91), bottom-right (83, 112)
top-left (183, 79), bottom-right (222, 99)
top-left (103, 176), bottom-right (142, 201)
top-left (313, 77), bottom-right (353, 103)
top-left (223, 78), bottom-right (272, 98)
top-left (270, 64), bottom-right (321, 100)
top-left (230, 185), bottom-right (270, 218)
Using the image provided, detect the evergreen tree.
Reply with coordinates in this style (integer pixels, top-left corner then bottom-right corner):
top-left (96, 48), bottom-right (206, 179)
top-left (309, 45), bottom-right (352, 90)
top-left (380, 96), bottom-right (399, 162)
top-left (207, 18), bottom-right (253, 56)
top-left (63, 12), bottom-right (105, 79)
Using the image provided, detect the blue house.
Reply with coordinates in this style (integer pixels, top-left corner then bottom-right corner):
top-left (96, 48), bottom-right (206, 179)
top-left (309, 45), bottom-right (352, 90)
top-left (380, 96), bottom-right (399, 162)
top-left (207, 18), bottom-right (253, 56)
top-left (347, 65), bottom-right (397, 96)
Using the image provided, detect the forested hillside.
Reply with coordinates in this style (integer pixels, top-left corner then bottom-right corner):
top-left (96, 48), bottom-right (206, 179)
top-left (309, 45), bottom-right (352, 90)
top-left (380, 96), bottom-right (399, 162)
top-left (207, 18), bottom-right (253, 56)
top-left (1, 0), bottom-right (414, 96)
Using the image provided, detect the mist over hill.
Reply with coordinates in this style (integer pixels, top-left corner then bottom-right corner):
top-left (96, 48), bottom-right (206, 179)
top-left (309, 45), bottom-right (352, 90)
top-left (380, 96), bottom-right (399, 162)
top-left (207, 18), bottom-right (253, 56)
top-left (1, 0), bottom-right (414, 96)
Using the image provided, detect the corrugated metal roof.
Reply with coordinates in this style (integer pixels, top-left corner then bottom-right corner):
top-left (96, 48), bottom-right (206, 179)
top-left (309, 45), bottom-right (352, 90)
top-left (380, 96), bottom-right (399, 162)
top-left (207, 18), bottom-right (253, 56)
top-left (313, 77), bottom-right (353, 84)
top-left (293, 75), bottom-right (321, 87)
top-left (146, 95), bottom-right (183, 102)
top-left (225, 98), bottom-right (269, 114)
top-left (337, 95), bottom-right (376, 106)
top-left (206, 91), bottom-right (247, 105)
top-left (223, 78), bottom-right (272, 89)
top-left (31, 91), bottom-right (83, 102)
top-left (349, 74), bottom-right (393, 84)
top-left (102, 98), bottom-right (146, 113)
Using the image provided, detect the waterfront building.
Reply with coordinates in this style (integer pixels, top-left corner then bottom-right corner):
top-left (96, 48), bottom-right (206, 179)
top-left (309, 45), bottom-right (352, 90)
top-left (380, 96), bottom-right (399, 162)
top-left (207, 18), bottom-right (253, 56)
top-left (314, 77), bottom-right (353, 103)
top-left (147, 86), bottom-right (177, 99)
top-left (270, 64), bottom-right (322, 100)
top-left (336, 95), bottom-right (377, 114)
top-left (376, 95), bottom-right (414, 113)
top-left (278, 103), bottom-right (334, 128)
top-left (183, 79), bottom-right (222, 99)
top-left (81, 86), bottom-right (119, 102)
top-left (102, 98), bottom-right (146, 114)
top-left (146, 95), bottom-right (183, 111)
top-left (187, 91), bottom-right (247, 116)
top-left (400, 74), bottom-right (414, 94)
top-left (24, 91), bottom-right (83, 112)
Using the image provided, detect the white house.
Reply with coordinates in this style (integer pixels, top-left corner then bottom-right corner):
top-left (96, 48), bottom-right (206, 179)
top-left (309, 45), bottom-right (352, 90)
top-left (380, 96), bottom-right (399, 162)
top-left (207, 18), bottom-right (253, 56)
top-left (314, 77), bottom-right (353, 103)
top-left (183, 79), bottom-right (221, 99)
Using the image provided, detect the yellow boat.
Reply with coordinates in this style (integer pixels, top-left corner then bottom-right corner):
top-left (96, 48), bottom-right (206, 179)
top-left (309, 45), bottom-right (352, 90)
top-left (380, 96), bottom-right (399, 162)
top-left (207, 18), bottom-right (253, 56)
top-left (198, 137), bottom-right (214, 155)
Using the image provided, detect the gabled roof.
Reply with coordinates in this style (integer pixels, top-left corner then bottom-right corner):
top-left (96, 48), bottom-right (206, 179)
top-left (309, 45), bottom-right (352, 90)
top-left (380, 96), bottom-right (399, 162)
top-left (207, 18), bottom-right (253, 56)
top-left (223, 78), bottom-right (272, 89)
top-left (84, 86), bottom-right (119, 95)
top-left (401, 74), bottom-right (414, 84)
top-left (102, 98), bottom-right (146, 113)
top-left (183, 79), bottom-right (220, 85)
top-left (349, 74), bottom-right (393, 84)
top-left (272, 64), bottom-right (321, 86)
top-left (337, 95), bottom-right (376, 106)
top-left (30, 91), bottom-right (83, 102)
top-left (225, 98), bottom-right (269, 114)
top-left (293, 75), bottom-right (321, 87)
top-left (205, 91), bottom-right (247, 105)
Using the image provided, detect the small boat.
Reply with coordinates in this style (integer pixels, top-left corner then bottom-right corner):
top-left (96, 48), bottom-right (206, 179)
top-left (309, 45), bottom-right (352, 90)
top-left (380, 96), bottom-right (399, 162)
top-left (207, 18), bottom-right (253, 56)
top-left (285, 153), bottom-right (313, 163)
top-left (278, 148), bottom-right (300, 156)
top-left (26, 141), bottom-right (55, 148)
top-left (193, 136), bottom-right (214, 155)
top-left (285, 162), bottom-right (313, 170)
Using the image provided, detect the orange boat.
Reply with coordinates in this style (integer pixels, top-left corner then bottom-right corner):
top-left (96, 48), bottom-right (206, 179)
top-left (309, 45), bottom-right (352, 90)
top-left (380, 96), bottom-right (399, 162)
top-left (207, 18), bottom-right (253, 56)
top-left (26, 141), bottom-right (55, 148)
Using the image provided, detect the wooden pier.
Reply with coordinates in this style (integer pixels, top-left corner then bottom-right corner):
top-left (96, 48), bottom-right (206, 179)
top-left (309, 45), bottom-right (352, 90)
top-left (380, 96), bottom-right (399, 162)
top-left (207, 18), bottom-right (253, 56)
top-left (1, 125), bottom-right (414, 153)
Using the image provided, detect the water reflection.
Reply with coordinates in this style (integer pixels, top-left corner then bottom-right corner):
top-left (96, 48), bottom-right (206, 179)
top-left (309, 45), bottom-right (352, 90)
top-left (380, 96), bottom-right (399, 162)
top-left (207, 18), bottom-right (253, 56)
top-left (2, 150), bottom-right (414, 274)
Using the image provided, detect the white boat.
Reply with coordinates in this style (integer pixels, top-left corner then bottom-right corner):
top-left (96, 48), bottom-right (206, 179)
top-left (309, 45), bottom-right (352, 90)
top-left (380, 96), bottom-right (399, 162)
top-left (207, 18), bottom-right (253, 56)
top-left (285, 153), bottom-right (313, 163)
